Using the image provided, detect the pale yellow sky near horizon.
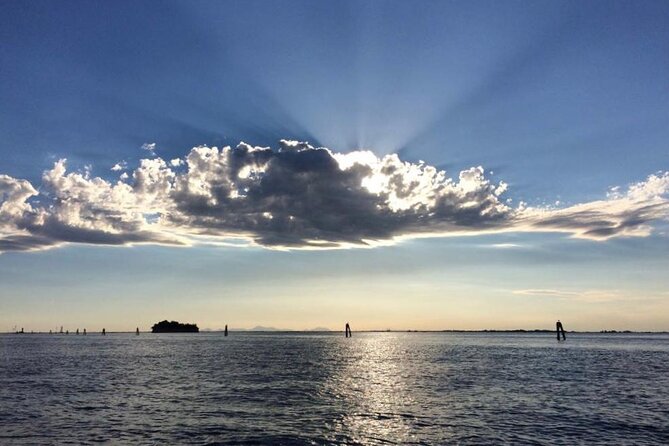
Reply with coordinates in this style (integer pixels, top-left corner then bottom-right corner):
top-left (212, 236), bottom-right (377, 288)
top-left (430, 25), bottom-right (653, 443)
top-left (2, 231), bottom-right (669, 334)
top-left (3, 274), bottom-right (668, 333)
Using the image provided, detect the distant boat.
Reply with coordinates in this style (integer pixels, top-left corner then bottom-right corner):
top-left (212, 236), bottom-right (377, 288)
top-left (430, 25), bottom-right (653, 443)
top-left (136, 327), bottom-right (140, 335)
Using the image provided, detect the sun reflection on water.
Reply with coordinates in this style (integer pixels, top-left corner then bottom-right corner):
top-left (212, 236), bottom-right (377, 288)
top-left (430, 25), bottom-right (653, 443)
top-left (324, 334), bottom-right (423, 443)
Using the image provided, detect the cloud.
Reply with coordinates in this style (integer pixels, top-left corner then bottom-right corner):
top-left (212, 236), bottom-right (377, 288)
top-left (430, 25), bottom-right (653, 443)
top-left (0, 175), bottom-right (37, 223)
top-left (0, 175), bottom-right (55, 252)
top-left (511, 288), bottom-right (658, 303)
top-left (165, 141), bottom-right (513, 247)
top-left (0, 160), bottom-right (186, 252)
top-left (111, 161), bottom-right (127, 171)
top-left (513, 289), bottom-right (591, 299)
top-left (141, 142), bottom-right (157, 156)
top-left (517, 173), bottom-right (669, 240)
top-left (485, 243), bottom-right (523, 249)
top-left (0, 141), bottom-right (668, 253)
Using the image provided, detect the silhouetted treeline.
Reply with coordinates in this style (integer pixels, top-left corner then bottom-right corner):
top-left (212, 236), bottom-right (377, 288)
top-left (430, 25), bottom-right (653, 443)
top-left (151, 320), bottom-right (199, 333)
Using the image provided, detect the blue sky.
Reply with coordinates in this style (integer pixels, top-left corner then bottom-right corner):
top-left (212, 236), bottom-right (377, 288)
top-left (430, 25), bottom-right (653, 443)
top-left (1, 0), bottom-right (668, 331)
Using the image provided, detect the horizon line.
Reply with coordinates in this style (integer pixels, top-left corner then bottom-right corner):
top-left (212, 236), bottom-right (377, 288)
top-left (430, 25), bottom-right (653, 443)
top-left (4, 329), bottom-right (669, 335)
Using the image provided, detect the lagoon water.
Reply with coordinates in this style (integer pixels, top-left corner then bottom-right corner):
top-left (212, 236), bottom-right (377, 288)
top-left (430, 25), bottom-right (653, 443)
top-left (1, 332), bottom-right (668, 445)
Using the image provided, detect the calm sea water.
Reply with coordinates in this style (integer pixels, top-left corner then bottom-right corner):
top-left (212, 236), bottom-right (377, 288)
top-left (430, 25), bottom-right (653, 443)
top-left (1, 332), bottom-right (668, 445)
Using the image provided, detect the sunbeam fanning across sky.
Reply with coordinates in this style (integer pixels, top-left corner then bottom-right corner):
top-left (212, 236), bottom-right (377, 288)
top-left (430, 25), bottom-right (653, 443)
top-left (3, 2), bottom-right (669, 443)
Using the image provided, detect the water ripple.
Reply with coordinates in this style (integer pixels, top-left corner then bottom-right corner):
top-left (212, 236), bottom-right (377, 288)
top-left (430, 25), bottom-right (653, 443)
top-left (1, 332), bottom-right (668, 444)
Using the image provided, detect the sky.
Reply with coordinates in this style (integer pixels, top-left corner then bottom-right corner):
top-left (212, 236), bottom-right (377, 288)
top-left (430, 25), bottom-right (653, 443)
top-left (1, 0), bottom-right (668, 332)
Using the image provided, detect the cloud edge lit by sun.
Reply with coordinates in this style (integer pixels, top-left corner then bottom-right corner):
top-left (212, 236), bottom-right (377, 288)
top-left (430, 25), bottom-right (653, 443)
top-left (1, 140), bottom-right (668, 253)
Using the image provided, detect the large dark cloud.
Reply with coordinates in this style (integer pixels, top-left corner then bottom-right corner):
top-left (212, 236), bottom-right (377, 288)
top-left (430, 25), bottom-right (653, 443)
top-left (0, 141), bottom-right (668, 252)
top-left (165, 141), bottom-right (513, 247)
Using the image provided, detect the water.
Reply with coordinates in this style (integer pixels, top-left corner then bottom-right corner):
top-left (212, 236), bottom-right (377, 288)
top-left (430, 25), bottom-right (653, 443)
top-left (1, 332), bottom-right (668, 445)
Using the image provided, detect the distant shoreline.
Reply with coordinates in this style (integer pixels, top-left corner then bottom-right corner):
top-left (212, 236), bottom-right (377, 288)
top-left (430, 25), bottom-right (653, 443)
top-left (196, 328), bottom-right (669, 334)
top-left (3, 329), bottom-right (668, 335)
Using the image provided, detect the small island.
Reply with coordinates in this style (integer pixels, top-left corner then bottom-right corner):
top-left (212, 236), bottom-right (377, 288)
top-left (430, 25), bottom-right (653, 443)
top-left (151, 320), bottom-right (199, 333)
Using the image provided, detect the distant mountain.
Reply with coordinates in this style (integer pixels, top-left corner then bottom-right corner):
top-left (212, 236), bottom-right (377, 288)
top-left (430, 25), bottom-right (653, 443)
top-left (211, 326), bottom-right (331, 332)
top-left (249, 326), bottom-right (281, 331)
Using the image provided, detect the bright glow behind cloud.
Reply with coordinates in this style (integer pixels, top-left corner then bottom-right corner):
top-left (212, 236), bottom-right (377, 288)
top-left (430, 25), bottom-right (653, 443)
top-left (0, 141), bottom-right (668, 253)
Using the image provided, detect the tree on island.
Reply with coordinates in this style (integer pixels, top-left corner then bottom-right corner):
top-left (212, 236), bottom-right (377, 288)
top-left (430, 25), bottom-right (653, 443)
top-left (151, 320), bottom-right (199, 333)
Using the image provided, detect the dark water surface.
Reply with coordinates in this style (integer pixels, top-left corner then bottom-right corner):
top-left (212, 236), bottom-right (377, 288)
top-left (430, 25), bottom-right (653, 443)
top-left (1, 332), bottom-right (668, 445)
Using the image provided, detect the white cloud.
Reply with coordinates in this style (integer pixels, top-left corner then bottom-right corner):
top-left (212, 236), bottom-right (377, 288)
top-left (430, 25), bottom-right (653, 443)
top-left (486, 243), bottom-right (523, 249)
top-left (0, 141), bottom-right (668, 252)
top-left (0, 175), bottom-right (37, 222)
top-left (511, 288), bottom-right (657, 303)
top-left (518, 171), bottom-right (669, 240)
top-left (111, 161), bottom-right (127, 171)
top-left (0, 174), bottom-right (57, 252)
top-left (141, 142), bottom-right (157, 156)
